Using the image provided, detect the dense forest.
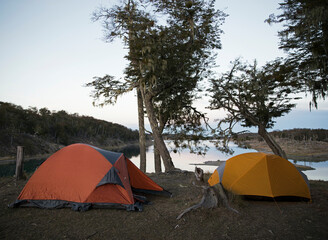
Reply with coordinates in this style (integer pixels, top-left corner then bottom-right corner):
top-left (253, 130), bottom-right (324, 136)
top-left (237, 129), bottom-right (328, 142)
top-left (0, 102), bottom-right (139, 157)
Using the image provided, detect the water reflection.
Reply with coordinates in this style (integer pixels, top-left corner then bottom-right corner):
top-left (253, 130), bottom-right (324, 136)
top-left (1, 141), bottom-right (326, 181)
top-left (129, 140), bottom-right (328, 181)
top-left (119, 144), bottom-right (142, 159)
top-left (129, 141), bottom-right (256, 173)
top-left (289, 159), bottom-right (328, 181)
top-left (0, 158), bottom-right (47, 177)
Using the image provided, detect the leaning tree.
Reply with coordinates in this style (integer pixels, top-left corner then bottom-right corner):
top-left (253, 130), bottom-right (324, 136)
top-left (208, 58), bottom-right (302, 159)
top-left (87, 0), bottom-right (226, 172)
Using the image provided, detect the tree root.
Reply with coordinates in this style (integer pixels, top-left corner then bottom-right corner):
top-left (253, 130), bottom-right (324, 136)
top-left (176, 167), bottom-right (239, 220)
top-left (177, 186), bottom-right (218, 220)
top-left (214, 183), bottom-right (239, 214)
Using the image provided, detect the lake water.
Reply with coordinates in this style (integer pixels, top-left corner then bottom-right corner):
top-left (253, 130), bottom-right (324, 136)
top-left (1, 141), bottom-right (327, 181)
top-left (129, 140), bottom-right (328, 181)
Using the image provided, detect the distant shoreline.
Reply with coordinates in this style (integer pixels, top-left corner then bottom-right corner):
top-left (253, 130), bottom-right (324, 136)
top-left (190, 160), bottom-right (315, 171)
top-left (240, 138), bottom-right (328, 162)
top-left (2, 138), bottom-right (327, 165)
top-left (0, 141), bottom-right (145, 165)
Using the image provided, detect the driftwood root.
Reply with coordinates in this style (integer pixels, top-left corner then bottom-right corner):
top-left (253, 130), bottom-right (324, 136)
top-left (177, 186), bottom-right (218, 220)
top-left (176, 167), bottom-right (239, 220)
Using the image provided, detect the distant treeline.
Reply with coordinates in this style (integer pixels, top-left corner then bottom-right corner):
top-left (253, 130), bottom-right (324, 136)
top-left (271, 129), bottom-right (328, 141)
top-left (0, 101), bottom-right (139, 156)
top-left (238, 129), bottom-right (328, 142)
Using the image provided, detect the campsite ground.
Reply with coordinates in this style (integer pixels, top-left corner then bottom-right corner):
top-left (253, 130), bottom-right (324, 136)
top-left (1, 172), bottom-right (327, 240)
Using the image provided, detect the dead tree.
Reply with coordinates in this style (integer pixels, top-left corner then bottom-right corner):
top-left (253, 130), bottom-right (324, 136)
top-left (177, 167), bottom-right (238, 220)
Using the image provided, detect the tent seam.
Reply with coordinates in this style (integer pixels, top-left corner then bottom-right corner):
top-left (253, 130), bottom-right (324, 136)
top-left (227, 159), bottom-right (260, 191)
top-left (265, 156), bottom-right (274, 197)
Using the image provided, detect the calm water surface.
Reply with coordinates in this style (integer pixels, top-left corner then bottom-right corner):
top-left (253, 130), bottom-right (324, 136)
top-left (129, 140), bottom-right (328, 181)
top-left (1, 141), bottom-right (327, 181)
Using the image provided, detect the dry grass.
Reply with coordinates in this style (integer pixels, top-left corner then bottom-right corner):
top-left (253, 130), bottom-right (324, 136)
top-left (1, 172), bottom-right (328, 240)
top-left (244, 138), bottom-right (328, 162)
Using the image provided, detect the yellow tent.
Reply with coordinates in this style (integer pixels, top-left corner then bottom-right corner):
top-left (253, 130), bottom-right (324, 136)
top-left (208, 152), bottom-right (311, 200)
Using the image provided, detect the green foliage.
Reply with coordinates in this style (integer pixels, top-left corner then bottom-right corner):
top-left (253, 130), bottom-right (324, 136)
top-left (266, 0), bottom-right (328, 106)
top-left (137, 0), bottom-right (225, 139)
top-left (89, 0), bottom-right (227, 155)
top-left (85, 75), bottom-right (133, 106)
top-left (0, 101), bottom-right (139, 153)
top-left (208, 58), bottom-right (302, 149)
top-left (90, 0), bottom-right (226, 106)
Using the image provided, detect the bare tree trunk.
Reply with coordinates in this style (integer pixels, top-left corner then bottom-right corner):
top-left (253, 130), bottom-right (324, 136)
top-left (258, 125), bottom-right (288, 159)
top-left (141, 91), bottom-right (175, 172)
top-left (137, 88), bottom-right (147, 173)
top-left (125, 2), bottom-right (147, 172)
top-left (154, 120), bottom-right (165, 173)
top-left (154, 140), bottom-right (162, 173)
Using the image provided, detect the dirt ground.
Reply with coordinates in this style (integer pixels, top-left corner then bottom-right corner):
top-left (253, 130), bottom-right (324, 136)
top-left (1, 172), bottom-right (327, 240)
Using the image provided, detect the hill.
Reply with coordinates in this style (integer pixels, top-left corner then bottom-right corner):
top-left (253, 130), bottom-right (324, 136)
top-left (0, 101), bottom-right (139, 158)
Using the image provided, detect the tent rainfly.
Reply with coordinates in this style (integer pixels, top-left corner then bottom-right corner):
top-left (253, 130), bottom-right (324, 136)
top-left (10, 143), bottom-right (170, 211)
top-left (208, 152), bottom-right (311, 200)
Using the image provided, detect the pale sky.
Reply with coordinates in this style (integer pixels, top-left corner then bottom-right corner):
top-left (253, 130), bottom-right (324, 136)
top-left (0, 0), bottom-right (327, 131)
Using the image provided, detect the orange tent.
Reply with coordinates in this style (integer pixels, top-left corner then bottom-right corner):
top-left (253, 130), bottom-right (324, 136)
top-left (10, 143), bottom-right (170, 211)
top-left (208, 152), bottom-right (311, 200)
